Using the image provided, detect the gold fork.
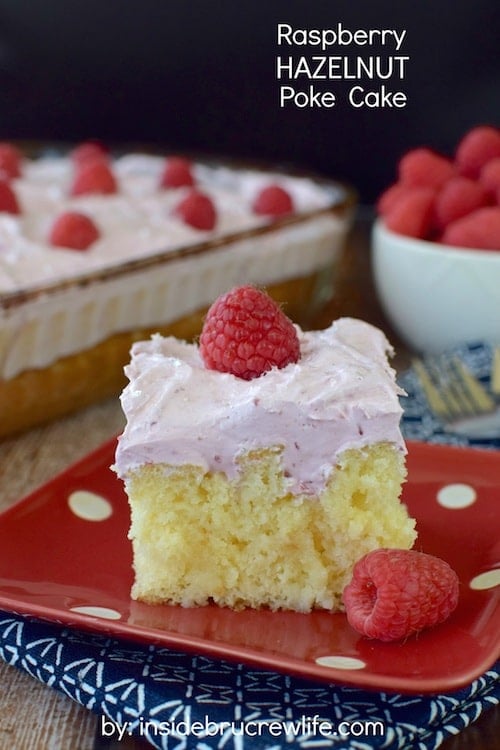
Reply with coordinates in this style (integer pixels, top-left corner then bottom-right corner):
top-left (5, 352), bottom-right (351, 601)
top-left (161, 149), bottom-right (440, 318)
top-left (412, 349), bottom-right (500, 437)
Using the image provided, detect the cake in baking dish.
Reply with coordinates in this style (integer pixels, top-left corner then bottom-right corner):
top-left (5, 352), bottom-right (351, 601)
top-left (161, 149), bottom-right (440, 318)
top-left (0, 142), bottom-right (355, 438)
top-left (114, 286), bottom-right (416, 612)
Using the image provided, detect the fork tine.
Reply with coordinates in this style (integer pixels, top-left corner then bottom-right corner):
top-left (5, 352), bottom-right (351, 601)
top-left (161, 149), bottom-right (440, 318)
top-left (429, 357), bottom-right (469, 418)
top-left (451, 358), bottom-right (496, 414)
top-left (412, 358), bottom-right (453, 419)
top-left (492, 346), bottom-right (500, 397)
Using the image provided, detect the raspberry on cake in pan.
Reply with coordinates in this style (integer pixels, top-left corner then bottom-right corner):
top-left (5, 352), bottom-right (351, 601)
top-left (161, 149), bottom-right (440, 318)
top-left (114, 286), bottom-right (417, 614)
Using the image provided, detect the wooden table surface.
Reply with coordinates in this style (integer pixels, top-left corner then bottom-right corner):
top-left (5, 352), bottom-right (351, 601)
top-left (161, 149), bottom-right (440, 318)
top-left (0, 213), bottom-right (498, 749)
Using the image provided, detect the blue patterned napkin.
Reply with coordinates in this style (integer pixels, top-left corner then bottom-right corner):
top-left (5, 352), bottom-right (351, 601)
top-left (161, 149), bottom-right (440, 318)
top-left (1, 342), bottom-right (499, 749)
top-left (0, 612), bottom-right (498, 750)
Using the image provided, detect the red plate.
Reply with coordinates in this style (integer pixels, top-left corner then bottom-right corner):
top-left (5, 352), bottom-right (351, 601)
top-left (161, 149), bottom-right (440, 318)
top-left (0, 439), bottom-right (498, 693)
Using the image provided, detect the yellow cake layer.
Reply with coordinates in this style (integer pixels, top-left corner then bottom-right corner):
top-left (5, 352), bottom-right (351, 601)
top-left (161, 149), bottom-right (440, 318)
top-left (126, 442), bottom-right (415, 612)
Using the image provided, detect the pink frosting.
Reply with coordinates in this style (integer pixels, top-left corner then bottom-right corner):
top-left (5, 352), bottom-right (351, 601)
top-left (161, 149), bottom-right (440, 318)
top-left (114, 318), bottom-right (406, 494)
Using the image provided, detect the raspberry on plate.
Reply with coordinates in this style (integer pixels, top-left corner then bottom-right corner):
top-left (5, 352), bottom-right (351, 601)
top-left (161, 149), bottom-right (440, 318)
top-left (455, 125), bottom-right (500, 179)
top-left (252, 184), bottom-right (294, 217)
top-left (0, 179), bottom-right (20, 214)
top-left (49, 211), bottom-right (100, 250)
top-left (441, 206), bottom-right (500, 250)
top-left (173, 189), bottom-right (216, 230)
top-left (70, 160), bottom-right (118, 196)
top-left (384, 187), bottom-right (435, 239)
top-left (343, 548), bottom-right (459, 642)
top-left (199, 285), bottom-right (300, 380)
top-left (159, 156), bottom-right (195, 188)
top-left (0, 142), bottom-right (22, 179)
top-left (398, 148), bottom-right (455, 190)
top-left (434, 176), bottom-right (488, 231)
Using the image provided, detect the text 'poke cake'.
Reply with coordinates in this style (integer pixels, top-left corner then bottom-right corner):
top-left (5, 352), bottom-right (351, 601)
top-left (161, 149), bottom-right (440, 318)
top-left (114, 286), bottom-right (416, 612)
top-left (0, 141), bottom-right (355, 438)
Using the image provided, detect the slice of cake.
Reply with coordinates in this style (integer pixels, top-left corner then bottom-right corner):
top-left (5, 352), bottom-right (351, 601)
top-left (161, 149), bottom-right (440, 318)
top-left (114, 286), bottom-right (416, 612)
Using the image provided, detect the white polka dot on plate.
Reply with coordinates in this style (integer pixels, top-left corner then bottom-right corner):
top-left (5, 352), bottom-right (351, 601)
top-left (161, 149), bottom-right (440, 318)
top-left (68, 490), bottom-right (113, 521)
top-left (436, 483), bottom-right (477, 509)
top-left (315, 655), bottom-right (366, 670)
top-left (469, 570), bottom-right (500, 590)
top-left (69, 605), bottom-right (122, 620)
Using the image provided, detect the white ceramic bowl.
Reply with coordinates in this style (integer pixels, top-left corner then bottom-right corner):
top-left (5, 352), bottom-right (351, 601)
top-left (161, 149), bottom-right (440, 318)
top-left (372, 219), bottom-right (500, 354)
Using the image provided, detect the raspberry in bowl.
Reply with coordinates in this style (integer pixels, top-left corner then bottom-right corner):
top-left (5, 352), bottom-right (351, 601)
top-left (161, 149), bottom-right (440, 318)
top-left (372, 125), bottom-right (500, 354)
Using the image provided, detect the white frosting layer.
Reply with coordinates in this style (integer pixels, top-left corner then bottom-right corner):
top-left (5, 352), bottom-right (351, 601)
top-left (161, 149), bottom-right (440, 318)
top-left (0, 153), bottom-right (351, 380)
top-left (114, 318), bottom-right (405, 494)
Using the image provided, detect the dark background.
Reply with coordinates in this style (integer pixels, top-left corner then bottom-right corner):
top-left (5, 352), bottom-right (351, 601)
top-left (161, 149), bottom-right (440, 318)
top-left (0, 0), bottom-right (498, 203)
